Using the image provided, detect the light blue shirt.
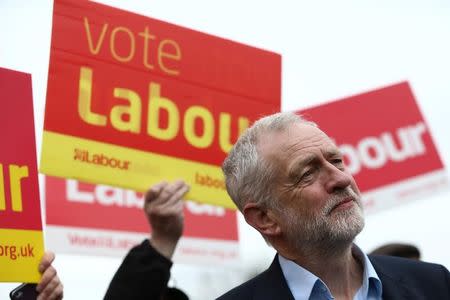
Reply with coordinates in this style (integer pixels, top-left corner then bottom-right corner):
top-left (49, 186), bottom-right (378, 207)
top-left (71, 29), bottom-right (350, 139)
top-left (278, 245), bottom-right (382, 300)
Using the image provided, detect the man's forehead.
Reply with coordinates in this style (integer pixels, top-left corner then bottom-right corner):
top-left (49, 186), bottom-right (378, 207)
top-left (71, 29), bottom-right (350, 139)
top-left (281, 122), bottom-right (334, 146)
top-left (257, 122), bottom-right (336, 155)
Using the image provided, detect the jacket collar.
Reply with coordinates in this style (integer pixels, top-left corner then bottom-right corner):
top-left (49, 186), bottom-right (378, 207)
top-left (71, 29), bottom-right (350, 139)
top-left (253, 254), bottom-right (295, 300)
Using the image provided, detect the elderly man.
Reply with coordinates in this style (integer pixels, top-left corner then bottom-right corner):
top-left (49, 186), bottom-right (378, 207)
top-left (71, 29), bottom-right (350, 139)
top-left (218, 112), bottom-right (450, 300)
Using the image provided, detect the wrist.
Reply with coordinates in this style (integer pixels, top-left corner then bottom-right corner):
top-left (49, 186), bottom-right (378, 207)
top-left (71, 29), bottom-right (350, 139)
top-left (149, 233), bottom-right (180, 260)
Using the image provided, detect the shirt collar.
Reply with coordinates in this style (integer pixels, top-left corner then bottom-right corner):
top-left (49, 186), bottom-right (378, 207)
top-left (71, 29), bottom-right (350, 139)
top-left (278, 254), bottom-right (326, 300)
top-left (352, 245), bottom-right (383, 299)
top-left (278, 244), bottom-right (382, 300)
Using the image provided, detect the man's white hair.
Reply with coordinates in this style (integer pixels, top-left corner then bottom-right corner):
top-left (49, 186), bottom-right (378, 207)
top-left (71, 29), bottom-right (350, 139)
top-left (222, 111), bottom-right (316, 211)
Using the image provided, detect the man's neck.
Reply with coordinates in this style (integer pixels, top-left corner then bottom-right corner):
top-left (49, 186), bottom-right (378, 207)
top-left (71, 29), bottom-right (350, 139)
top-left (281, 243), bottom-right (364, 300)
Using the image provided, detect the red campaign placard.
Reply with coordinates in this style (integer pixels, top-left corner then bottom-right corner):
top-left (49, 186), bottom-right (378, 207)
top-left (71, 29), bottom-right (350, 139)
top-left (49, 0), bottom-right (279, 103)
top-left (0, 67), bottom-right (42, 231)
top-left (44, 52), bottom-right (276, 166)
top-left (41, 0), bottom-right (281, 207)
top-left (45, 176), bottom-right (238, 241)
top-left (297, 81), bottom-right (444, 193)
top-left (44, 0), bottom-right (281, 165)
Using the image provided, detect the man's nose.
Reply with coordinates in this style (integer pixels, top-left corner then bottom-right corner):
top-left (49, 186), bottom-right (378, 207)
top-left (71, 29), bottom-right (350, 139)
top-left (324, 163), bottom-right (352, 194)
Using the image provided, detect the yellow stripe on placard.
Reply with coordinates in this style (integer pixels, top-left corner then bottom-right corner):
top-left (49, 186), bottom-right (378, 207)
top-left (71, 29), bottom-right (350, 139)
top-left (40, 131), bottom-right (236, 209)
top-left (0, 229), bottom-right (44, 283)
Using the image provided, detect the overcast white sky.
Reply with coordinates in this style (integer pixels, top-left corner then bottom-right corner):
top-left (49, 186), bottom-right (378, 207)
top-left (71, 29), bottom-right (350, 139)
top-left (1, 1), bottom-right (450, 299)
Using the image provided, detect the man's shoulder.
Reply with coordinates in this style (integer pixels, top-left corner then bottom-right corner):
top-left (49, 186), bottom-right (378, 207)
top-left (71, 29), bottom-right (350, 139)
top-left (369, 254), bottom-right (450, 288)
top-left (369, 254), bottom-right (447, 274)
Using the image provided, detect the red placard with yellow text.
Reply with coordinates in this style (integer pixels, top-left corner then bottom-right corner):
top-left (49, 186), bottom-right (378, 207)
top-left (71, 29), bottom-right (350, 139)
top-left (40, 0), bottom-right (281, 208)
top-left (0, 67), bottom-right (44, 282)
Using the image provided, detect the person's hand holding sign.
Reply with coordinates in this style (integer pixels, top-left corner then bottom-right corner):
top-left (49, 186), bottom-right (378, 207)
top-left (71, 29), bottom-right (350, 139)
top-left (144, 180), bottom-right (189, 260)
top-left (104, 181), bottom-right (190, 300)
top-left (36, 251), bottom-right (63, 300)
top-left (10, 251), bottom-right (63, 300)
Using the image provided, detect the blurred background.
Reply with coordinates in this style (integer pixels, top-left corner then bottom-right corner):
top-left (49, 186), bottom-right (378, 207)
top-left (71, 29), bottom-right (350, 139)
top-left (1, 0), bottom-right (449, 299)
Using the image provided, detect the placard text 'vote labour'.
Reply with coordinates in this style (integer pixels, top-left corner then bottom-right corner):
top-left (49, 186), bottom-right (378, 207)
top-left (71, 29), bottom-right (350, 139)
top-left (80, 17), bottom-right (249, 153)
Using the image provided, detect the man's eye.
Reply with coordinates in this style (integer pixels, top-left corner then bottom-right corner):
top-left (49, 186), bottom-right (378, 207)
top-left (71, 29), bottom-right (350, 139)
top-left (301, 170), bottom-right (314, 179)
top-left (332, 158), bottom-right (343, 165)
top-left (331, 158), bottom-right (346, 170)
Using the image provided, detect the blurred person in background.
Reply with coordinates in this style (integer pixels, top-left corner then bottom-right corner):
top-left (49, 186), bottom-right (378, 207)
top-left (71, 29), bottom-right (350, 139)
top-left (370, 243), bottom-right (421, 260)
top-left (104, 180), bottom-right (189, 300)
top-left (218, 112), bottom-right (450, 300)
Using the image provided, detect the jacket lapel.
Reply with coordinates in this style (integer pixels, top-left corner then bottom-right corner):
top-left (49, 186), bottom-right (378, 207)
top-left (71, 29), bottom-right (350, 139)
top-left (253, 255), bottom-right (295, 300)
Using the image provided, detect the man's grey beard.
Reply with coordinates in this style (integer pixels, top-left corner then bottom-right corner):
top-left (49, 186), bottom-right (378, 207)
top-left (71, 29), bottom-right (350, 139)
top-left (283, 187), bottom-right (365, 253)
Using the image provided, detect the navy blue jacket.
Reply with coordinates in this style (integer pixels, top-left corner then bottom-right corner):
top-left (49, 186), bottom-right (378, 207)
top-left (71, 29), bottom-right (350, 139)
top-left (217, 254), bottom-right (450, 300)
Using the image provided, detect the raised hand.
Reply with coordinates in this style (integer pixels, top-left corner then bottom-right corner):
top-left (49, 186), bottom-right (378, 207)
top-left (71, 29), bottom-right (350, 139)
top-left (144, 180), bottom-right (190, 259)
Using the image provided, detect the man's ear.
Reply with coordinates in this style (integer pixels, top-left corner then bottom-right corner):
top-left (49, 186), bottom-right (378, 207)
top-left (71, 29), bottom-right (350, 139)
top-left (243, 202), bottom-right (281, 237)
